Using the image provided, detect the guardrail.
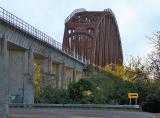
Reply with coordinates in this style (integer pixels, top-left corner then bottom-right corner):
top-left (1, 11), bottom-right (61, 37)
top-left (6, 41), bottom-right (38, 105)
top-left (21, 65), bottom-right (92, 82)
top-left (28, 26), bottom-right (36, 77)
top-left (10, 103), bottom-right (140, 109)
top-left (0, 7), bottom-right (89, 64)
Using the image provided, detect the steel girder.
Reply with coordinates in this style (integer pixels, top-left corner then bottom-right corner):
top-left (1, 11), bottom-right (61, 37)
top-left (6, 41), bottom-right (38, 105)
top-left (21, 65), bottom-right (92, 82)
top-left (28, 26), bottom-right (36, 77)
top-left (63, 9), bottom-right (123, 67)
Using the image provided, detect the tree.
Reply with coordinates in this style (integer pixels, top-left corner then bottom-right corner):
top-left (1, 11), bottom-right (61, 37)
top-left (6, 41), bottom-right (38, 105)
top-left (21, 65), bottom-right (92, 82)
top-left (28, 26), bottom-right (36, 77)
top-left (148, 32), bottom-right (160, 79)
top-left (104, 64), bottom-right (127, 79)
top-left (104, 56), bottom-right (149, 81)
top-left (126, 56), bottom-right (149, 81)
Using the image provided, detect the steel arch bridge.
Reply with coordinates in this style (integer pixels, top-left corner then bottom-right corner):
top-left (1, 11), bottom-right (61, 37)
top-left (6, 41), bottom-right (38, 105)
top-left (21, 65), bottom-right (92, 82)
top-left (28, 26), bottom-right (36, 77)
top-left (63, 8), bottom-right (123, 67)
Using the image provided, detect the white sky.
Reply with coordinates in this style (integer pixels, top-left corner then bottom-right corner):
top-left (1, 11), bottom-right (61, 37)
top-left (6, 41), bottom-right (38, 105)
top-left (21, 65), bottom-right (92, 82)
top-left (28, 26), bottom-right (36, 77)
top-left (0, 0), bottom-right (160, 62)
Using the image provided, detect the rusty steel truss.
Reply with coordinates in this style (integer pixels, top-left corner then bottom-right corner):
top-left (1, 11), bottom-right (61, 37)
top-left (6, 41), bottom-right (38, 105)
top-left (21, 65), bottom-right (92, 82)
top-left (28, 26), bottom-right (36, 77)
top-left (63, 8), bottom-right (123, 67)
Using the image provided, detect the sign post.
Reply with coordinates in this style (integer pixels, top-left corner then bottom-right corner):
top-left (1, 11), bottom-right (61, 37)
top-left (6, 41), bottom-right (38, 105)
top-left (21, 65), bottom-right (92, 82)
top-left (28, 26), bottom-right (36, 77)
top-left (129, 98), bottom-right (131, 105)
top-left (128, 93), bottom-right (138, 105)
top-left (135, 98), bottom-right (137, 105)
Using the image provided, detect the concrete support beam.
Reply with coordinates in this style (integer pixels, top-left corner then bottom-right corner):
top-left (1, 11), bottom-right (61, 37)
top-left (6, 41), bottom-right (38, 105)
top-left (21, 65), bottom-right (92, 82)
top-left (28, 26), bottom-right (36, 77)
top-left (60, 63), bottom-right (65, 89)
top-left (39, 56), bottom-right (54, 87)
top-left (47, 57), bottom-right (52, 79)
top-left (23, 49), bottom-right (34, 104)
top-left (41, 58), bottom-right (49, 86)
top-left (52, 62), bottom-right (61, 88)
top-left (46, 57), bottom-right (53, 86)
top-left (0, 37), bottom-right (9, 118)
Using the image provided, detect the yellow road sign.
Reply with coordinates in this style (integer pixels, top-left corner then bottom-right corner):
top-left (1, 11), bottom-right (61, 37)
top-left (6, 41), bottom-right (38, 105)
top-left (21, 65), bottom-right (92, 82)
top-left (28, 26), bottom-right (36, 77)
top-left (128, 93), bottom-right (138, 99)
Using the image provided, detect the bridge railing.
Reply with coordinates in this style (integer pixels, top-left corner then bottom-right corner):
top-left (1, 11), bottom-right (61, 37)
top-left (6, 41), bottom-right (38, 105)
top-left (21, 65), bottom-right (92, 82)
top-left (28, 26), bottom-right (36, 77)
top-left (0, 7), bottom-right (89, 64)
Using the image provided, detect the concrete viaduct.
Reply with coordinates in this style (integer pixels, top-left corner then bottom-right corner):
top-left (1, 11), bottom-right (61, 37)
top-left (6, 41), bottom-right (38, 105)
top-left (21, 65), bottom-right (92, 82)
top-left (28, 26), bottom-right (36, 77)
top-left (0, 7), bottom-right (87, 117)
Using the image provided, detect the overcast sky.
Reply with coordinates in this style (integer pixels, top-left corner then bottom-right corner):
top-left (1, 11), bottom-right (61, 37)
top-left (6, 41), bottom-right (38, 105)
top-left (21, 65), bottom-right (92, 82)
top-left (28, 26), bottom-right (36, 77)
top-left (0, 0), bottom-right (160, 62)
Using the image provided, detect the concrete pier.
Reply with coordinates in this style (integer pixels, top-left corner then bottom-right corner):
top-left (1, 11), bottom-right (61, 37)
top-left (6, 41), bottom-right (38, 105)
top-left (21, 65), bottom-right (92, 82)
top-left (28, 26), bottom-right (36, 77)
top-left (0, 37), bottom-right (9, 118)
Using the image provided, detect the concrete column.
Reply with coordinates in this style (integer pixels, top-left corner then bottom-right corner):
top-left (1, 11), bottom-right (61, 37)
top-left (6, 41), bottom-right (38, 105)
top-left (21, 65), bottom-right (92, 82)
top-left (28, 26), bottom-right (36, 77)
top-left (23, 49), bottom-right (34, 104)
top-left (52, 63), bottom-right (59, 89)
top-left (59, 62), bottom-right (65, 89)
top-left (48, 57), bottom-right (52, 77)
top-left (41, 58), bottom-right (48, 86)
top-left (47, 57), bottom-right (53, 86)
top-left (0, 37), bottom-right (9, 118)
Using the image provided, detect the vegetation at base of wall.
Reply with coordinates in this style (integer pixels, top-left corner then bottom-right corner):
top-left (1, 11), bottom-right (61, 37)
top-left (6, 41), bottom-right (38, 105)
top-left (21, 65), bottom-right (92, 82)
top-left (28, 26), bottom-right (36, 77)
top-left (36, 86), bottom-right (71, 104)
top-left (35, 31), bottom-right (160, 113)
top-left (35, 64), bottom-right (160, 113)
top-left (68, 79), bottom-right (96, 103)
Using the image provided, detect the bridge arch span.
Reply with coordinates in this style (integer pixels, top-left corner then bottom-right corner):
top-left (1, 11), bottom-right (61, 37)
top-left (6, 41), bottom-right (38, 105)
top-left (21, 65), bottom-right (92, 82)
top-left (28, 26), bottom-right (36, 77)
top-left (63, 8), bottom-right (123, 66)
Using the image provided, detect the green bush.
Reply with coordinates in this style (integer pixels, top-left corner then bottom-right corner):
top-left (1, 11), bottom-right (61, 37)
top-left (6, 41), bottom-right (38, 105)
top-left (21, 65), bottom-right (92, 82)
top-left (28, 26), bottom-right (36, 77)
top-left (68, 78), bottom-right (96, 103)
top-left (141, 82), bottom-right (160, 113)
top-left (93, 88), bottom-right (106, 104)
top-left (88, 77), bottom-right (110, 104)
top-left (38, 86), bottom-right (70, 104)
top-left (35, 71), bottom-right (160, 112)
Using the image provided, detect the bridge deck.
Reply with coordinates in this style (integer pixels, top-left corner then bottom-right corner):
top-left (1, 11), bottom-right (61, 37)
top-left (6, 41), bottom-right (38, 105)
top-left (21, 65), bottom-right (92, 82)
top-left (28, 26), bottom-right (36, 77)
top-left (0, 7), bottom-right (87, 64)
